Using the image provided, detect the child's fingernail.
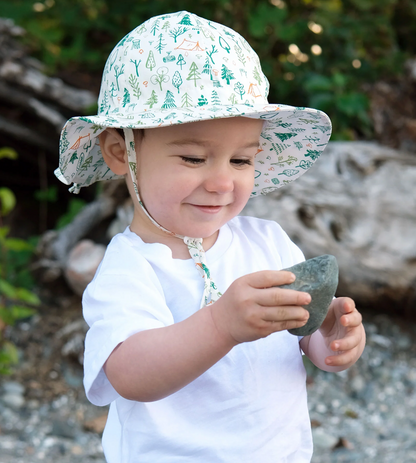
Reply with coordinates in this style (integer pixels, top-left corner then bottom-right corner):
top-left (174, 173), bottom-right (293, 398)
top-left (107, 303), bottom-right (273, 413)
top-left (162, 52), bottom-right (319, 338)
top-left (333, 343), bottom-right (339, 350)
top-left (326, 358), bottom-right (332, 365)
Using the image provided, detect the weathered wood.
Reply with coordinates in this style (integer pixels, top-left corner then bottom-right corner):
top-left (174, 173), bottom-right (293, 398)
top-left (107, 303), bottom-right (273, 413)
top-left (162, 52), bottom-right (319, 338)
top-left (242, 141), bottom-right (416, 316)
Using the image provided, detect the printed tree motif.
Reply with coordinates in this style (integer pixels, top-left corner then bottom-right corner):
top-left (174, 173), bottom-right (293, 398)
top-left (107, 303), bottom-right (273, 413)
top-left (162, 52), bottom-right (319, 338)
top-left (130, 59), bottom-right (141, 77)
top-left (186, 62), bottom-right (201, 87)
top-left (151, 66), bottom-right (170, 91)
top-left (212, 80), bottom-right (222, 88)
top-left (79, 156), bottom-right (93, 173)
top-left (93, 158), bottom-right (105, 171)
top-left (233, 82), bottom-right (245, 100)
top-left (69, 151), bottom-right (78, 164)
top-left (305, 149), bottom-right (322, 160)
top-left (181, 92), bottom-right (193, 108)
top-left (202, 57), bottom-right (213, 80)
top-left (198, 95), bottom-right (208, 106)
top-left (91, 124), bottom-right (104, 134)
top-left (179, 14), bottom-right (193, 26)
top-left (109, 82), bottom-right (117, 97)
top-left (274, 132), bottom-right (297, 142)
top-left (206, 45), bottom-right (218, 64)
top-left (155, 34), bottom-right (166, 54)
top-left (146, 89), bottom-right (158, 108)
top-left (228, 93), bottom-right (238, 104)
top-left (219, 36), bottom-right (231, 53)
top-left (253, 67), bottom-right (262, 85)
top-left (172, 71), bottom-right (183, 93)
top-left (99, 91), bottom-right (109, 114)
top-left (176, 54), bottom-right (186, 70)
top-left (221, 64), bottom-right (235, 85)
top-left (151, 19), bottom-right (160, 36)
top-left (279, 169), bottom-right (300, 177)
top-left (114, 64), bottom-right (125, 91)
top-left (137, 24), bottom-right (147, 35)
top-left (169, 26), bottom-right (188, 43)
top-left (211, 90), bottom-right (221, 105)
top-left (298, 160), bottom-right (313, 170)
top-left (129, 75), bottom-right (142, 98)
top-left (234, 45), bottom-right (246, 65)
top-left (146, 51), bottom-right (156, 71)
top-left (162, 90), bottom-right (176, 109)
top-left (162, 21), bottom-right (170, 32)
top-left (122, 88), bottom-right (131, 107)
top-left (294, 141), bottom-right (303, 150)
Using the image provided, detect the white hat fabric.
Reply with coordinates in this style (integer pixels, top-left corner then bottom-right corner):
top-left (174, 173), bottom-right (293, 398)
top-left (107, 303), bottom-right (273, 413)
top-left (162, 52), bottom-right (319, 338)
top-left (55, 10), bottom-right (331, 196)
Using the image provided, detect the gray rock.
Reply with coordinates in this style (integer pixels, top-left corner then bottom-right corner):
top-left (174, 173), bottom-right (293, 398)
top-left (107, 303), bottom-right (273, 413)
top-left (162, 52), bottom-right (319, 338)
top-left (281, 254), bottom-right (339, 336)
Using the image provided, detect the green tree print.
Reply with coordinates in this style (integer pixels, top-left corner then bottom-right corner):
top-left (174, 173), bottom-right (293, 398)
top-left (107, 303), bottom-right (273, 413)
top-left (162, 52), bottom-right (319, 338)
top-left (179, 14), bottom-right (193, 25)
top-left (129, 75), bottom-right (141, 98)
top-left (151, 67), bottom-right (170, 91)
top-left (162, 90), bottom-right (176, 109)
top-left (146, 51), bottom-right (156, 71)
top-left (169, 26), bottom-right (188, 43)
top-left (176, 54), bottom-right (186, 70)
top-left (146, 89), bottom-right (158, 108)
top-left (181, 92), bottom-right (193, 108)
top-left (221, 64), bottom-right (235, 85)
top-left (122, 88), bottom-right (131, 107)
top-left (202, 57), bottom-right (213, 80)
top-left (187, 62), bottom-right (201, 87)
top-left (172, 71), bottom-right (183, 93)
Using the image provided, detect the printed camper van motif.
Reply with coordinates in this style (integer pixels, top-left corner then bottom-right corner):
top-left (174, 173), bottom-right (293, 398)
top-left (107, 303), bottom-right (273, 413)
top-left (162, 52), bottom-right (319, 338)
top-left (55, 11), bottom-right (332, 197)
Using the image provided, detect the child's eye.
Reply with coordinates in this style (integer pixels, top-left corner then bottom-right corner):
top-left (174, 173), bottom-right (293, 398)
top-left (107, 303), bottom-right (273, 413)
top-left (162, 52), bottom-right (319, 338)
top-left (231, 158), bottom-right (253, 166)
top-left (180, 156), bottom-right (204, 165)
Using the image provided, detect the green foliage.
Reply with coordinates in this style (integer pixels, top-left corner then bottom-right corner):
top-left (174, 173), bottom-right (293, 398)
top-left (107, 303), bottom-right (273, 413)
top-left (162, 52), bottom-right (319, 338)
top-left (1, 0), bottom-right (416, 138)
top-left (0, 153), bottom-right (39, 375)
top-left (55, 198), bottom-right (87, 230)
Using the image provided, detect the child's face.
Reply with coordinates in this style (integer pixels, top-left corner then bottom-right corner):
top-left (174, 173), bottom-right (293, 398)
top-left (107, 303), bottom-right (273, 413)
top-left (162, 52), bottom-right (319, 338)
top-left (133, 117), bottom-right (263, 240)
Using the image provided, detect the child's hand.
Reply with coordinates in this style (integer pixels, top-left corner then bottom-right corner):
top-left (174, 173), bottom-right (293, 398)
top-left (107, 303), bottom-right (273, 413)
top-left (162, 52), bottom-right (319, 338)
top-left (210, 270), bottom-right (311, 345)
top-left (318, 297), bottom-right (365, 368)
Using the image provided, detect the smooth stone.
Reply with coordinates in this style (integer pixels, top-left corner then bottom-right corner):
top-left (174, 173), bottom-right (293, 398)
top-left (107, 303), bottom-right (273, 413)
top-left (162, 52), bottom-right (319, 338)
top-left (281, 254), bottom-right (339, 336)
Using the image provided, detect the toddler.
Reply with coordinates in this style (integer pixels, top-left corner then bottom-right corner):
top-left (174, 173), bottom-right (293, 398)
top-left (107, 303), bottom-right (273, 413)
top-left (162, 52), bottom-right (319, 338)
top-left (56, 11), bottom-right (365, 463)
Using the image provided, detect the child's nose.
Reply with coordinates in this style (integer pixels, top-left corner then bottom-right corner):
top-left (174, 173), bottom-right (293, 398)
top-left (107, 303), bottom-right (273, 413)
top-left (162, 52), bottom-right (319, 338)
top-left (204, 167), bottom-right (234, 194)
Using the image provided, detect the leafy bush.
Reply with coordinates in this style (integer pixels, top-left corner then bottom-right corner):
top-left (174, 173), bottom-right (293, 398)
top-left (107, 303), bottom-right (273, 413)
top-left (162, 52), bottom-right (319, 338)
top-left (1, 0), bottom-right (416, 138)
top-left (0, 149), bottom-right (39, 375)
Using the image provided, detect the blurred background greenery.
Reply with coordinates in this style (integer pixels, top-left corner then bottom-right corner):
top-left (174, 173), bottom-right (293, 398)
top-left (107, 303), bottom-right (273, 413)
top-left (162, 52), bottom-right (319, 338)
top-left (2, 0), bottom-right (416, 140)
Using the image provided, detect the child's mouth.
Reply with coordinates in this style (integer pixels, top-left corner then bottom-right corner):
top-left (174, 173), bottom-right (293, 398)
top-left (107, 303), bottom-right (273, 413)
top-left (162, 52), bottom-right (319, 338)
top-left (191, 205), bottom-right (223, 214)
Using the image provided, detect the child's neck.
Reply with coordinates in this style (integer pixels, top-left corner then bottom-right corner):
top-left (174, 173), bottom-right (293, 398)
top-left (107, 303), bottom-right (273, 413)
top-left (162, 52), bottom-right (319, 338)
top-left (129, 211), bottom-right (219, 260)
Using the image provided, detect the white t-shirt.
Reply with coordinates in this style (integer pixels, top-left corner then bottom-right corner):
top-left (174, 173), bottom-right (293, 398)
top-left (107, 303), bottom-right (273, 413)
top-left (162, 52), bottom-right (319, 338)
top-left (83, 216), bottom-right (313, 462)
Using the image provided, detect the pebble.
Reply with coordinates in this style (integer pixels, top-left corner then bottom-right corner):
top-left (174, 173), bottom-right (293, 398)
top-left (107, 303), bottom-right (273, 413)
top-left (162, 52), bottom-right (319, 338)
top-left (1, 313), bottom-right (416, 462)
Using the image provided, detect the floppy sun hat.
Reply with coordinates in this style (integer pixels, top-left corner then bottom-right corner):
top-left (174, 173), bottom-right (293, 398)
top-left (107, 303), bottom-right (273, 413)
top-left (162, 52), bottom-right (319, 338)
top-left (55, 10), bottom-right (332, 307)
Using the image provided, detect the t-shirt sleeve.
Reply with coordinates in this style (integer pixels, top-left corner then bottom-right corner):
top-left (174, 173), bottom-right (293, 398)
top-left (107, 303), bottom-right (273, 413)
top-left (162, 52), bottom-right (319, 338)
top-left (82, 243), bottom-right (174, 406)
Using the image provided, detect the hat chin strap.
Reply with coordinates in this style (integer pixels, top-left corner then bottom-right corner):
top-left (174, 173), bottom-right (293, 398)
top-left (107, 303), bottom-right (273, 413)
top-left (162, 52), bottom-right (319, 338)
top-left (123, 128), bottom-right (222, 308)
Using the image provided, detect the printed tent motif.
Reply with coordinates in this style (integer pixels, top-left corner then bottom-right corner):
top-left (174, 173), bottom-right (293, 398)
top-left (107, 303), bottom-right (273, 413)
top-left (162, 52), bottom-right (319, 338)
top-left (175, 39), bottom-right (205, 51)
top-left (247, 83), bottom-right (262, 98)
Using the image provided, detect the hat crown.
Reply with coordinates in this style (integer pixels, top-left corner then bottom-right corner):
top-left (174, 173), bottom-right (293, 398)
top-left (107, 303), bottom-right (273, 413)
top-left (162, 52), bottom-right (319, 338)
top-left (98, 11), bottom-right (269, 119)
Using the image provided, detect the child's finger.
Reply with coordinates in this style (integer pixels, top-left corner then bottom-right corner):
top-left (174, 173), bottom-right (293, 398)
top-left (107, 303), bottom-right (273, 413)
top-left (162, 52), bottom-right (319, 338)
top-left (341, 309), bottom-right (362, 328)
top-left (325, 348), bottom-right (358, 367)
top-left (261, 305), bottom-right (310, 323)
top-left (246, 270), bottom-right (297, 289)
top-left (256, 287), bottom-right (311, 308)
top-left (330, 328), bottom-right (362, 352)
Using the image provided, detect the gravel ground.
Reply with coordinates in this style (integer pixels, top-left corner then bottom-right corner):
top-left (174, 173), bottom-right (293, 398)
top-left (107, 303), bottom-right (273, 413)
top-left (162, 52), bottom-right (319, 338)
top-left (1, 304), bottom-right (415, 463)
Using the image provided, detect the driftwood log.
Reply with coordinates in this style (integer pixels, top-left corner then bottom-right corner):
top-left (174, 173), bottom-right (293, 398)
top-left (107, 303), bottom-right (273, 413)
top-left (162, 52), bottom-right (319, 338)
top-left (0, 18), bottom-right (96, 203)
top-left (243, 141), bottom-right (416, 316)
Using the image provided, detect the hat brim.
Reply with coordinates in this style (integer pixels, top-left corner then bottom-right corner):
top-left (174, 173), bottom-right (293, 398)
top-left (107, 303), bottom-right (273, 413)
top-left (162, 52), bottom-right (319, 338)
top-left (56, 103), bottom-right (331, 196)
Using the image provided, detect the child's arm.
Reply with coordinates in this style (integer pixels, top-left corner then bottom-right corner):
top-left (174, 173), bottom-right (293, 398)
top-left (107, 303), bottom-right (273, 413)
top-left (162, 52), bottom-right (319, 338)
top-left (104, 270), bottom-right (311, 402)
top-left (300, 297), bottom-right (366, 372)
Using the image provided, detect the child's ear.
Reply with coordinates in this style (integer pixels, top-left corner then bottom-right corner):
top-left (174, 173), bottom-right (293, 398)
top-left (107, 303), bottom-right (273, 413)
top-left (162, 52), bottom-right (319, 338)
top-left (98, 128), bottom-right (128, 175)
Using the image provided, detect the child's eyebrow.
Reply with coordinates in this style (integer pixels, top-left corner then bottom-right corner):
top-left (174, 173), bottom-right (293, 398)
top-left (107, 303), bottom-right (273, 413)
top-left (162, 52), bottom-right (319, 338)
top-left (166, 139), bottom-right (260, 149)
